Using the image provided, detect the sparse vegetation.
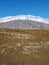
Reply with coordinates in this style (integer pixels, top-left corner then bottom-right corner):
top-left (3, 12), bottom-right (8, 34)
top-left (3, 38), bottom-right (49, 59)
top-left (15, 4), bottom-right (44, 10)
top-left (0, 28), bottom-right (49, 65)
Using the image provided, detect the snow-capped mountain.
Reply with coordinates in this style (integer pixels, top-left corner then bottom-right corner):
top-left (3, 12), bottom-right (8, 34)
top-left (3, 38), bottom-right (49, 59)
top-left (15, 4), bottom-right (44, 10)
top-left (0, 15), bottom-right (49, 29)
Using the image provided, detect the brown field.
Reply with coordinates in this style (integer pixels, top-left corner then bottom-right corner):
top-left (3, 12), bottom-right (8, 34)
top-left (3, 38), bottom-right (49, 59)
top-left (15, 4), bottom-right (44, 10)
top-left (0, 28), bottom-right (49, 65)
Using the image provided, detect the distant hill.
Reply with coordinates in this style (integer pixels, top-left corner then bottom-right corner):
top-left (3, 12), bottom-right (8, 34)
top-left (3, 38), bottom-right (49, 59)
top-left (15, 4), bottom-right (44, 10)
top-left (0, 15), bottom-right (49, 29)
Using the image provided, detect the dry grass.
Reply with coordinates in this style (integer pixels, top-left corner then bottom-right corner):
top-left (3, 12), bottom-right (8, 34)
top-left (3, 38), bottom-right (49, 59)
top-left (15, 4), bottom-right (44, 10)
top-left (0, 28), bottom-right (49, 65)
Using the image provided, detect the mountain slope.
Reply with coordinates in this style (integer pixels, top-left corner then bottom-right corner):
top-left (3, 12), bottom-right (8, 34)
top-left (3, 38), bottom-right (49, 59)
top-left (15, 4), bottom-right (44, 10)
top-left (0, 15), bottom-right (49, 29)
top-left (0, 20), bottom-right (49, 29)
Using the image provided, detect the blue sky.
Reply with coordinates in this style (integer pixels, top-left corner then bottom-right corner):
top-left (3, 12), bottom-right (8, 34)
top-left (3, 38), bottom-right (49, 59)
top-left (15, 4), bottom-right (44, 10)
top-left (0, 0), bottom-right (49, 18)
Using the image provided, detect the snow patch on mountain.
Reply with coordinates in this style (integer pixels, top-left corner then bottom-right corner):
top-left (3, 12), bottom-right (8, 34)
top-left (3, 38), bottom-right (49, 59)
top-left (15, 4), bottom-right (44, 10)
top-left (0, 15), bottom-right (49, 24)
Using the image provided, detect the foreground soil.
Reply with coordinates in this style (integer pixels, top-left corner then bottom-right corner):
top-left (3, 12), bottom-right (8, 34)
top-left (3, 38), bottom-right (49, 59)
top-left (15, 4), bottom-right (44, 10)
top-left (0, 28), bottom-right (49, 65)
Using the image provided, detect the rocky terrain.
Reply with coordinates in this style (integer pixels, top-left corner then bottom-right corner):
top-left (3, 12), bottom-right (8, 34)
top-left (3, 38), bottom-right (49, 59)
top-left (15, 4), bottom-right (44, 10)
top-left (0, 20), bottom-right (49, 29)
top-left (0, 29), bottom-right (49, 65)
top-left (0, 15), bottom-right (49, 29)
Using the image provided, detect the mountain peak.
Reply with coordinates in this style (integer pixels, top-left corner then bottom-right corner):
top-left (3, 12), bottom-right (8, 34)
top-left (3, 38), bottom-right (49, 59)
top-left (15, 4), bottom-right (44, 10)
top-left (0, 15), bottom-right (49, 24)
